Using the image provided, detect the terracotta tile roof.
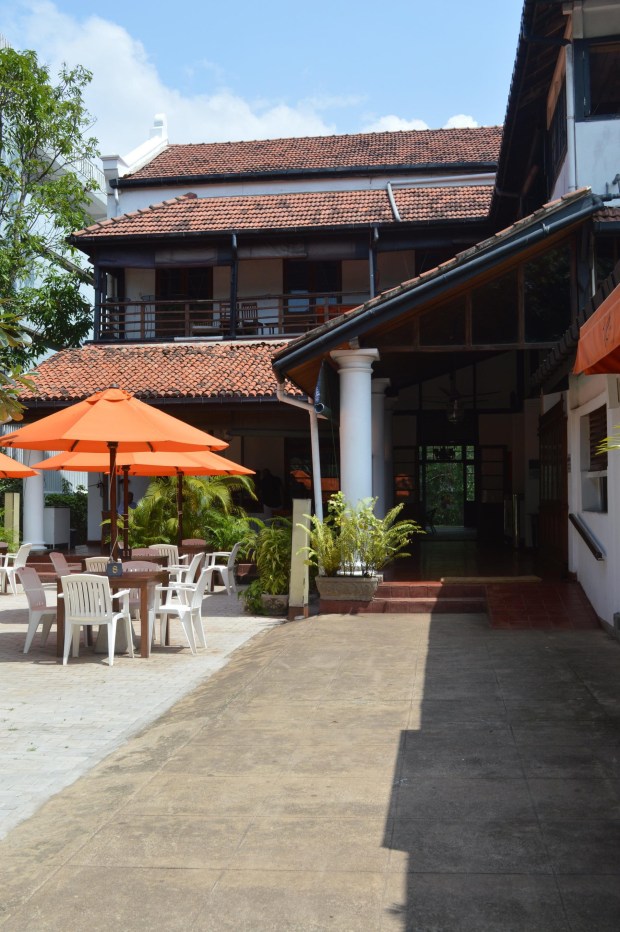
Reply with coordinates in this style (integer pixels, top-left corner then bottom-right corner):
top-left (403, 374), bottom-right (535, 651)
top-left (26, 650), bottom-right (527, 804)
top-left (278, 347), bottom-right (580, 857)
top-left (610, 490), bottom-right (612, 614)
top-left (73, 186), bottom-right (492, 241)
top-left (20, 341), bottom-right (296, 405)
top-left (594, 206), bottom-right (620, 223)
top-left (120, 127), bottom-right (502, 184)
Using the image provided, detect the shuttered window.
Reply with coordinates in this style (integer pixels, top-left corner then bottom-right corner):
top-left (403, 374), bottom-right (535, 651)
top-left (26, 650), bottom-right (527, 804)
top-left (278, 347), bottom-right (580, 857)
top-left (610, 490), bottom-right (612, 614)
top-left (589, 405), bottom-right (608, 472)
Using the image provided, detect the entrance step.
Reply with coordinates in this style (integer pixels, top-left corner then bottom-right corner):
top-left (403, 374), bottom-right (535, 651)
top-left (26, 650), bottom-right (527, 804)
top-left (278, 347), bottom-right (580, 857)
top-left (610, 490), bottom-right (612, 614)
top-left (360, 581), bottom-right (487, 615)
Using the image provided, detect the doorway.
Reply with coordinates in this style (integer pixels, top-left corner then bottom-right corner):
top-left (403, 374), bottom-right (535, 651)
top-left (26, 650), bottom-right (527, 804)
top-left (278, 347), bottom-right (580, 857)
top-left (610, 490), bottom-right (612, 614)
top-left (419, 444), bottom-right (476, 529)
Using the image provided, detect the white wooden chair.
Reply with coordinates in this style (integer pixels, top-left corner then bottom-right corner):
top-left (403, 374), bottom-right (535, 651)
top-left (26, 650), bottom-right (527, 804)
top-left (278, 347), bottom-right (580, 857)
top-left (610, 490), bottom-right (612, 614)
top-left (204, 541), bottom-right (242, 596)
top-left (0, 543), bottom-right (32, 595)
top-left (18, 567), bottom-right (56, 654)
top-left (153, 569), bottom-right (210, 654)
top-left (61, 574), bottom-right (133, 667)
top-left (49, 551), bottom-right (82, 576)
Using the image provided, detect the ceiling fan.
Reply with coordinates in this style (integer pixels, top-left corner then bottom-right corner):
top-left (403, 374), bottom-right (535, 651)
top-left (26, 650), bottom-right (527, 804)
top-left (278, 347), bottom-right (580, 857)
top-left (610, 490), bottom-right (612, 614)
top-left (424, 372), bottom-right (499, 423)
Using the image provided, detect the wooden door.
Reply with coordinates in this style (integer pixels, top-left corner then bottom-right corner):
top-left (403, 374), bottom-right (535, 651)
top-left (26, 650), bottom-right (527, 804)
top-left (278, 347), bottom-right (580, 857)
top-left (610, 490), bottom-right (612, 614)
top-left (538, 400), bottom-right (568, 575)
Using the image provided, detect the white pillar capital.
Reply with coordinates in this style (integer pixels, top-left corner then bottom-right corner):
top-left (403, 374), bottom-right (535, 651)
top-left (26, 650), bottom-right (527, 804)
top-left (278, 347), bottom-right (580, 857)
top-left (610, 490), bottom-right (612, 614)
top-left (331, 348), bottom-right (380, 373)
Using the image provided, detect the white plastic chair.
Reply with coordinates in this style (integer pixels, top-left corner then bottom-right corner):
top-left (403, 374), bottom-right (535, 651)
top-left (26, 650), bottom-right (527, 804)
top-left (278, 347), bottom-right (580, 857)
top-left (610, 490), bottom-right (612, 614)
top-left (61, 574), bottom-right (134, 667)
top-left (18, 567), bottom-right (56, 654)
top-left (167, 551), bottom-right (204, 588)
top-left (0, 543), bottom-right (32, 595)
top-left (152, 544), bottom-right (188, 567)
top-left (49, 551), bottom-right (82, 576)
top-left (84, 556), bottom-right (111, 573)
top-left (204, 541), bottom-right (242, 596)
top-left (122, 561), bottom-right (160, 633)
top-left (153, 569), bottom-right (210, 654)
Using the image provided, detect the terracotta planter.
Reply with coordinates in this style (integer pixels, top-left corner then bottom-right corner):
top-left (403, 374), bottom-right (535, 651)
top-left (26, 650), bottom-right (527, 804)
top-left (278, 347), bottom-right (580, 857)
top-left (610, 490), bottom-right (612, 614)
top-left (315, 575), bottom-right (380, 602)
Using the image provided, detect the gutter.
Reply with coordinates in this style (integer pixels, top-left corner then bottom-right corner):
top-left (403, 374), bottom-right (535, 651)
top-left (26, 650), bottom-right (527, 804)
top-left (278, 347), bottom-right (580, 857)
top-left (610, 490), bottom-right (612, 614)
top-left (273, 192), bottom-right (605, 377)
top-left (275, 381), bottom-right (324, 521)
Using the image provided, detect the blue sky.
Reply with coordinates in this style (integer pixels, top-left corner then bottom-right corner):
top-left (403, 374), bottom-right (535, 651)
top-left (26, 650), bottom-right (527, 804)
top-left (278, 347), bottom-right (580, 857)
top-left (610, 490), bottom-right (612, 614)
top-left (1, 0), bottom-right (525, 155)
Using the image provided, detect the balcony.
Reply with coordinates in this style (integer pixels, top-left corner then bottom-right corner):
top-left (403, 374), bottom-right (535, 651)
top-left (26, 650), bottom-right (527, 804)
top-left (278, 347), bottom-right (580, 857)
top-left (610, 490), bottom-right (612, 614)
top-left (95, 292), bottom-right (367, 343)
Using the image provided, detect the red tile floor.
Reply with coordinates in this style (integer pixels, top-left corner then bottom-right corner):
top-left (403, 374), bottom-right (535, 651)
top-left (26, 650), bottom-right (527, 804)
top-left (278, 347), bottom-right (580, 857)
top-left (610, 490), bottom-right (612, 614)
top-left (382, 529), bottom-right (601, 630)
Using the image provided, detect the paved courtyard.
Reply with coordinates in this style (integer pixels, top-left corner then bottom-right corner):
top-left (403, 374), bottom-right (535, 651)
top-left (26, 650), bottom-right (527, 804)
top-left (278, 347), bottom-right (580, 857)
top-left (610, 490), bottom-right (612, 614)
top-left (0, 583), bottom-right (276, 839)
top-left (1, 605), bottom-right (620, 930)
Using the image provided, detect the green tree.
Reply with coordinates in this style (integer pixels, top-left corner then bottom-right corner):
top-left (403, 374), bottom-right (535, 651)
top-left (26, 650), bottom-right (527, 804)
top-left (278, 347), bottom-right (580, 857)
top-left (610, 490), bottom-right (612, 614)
top-left (128, 474), bottom-right (256, 545)
top-left (0, 46), bottom-right (98, 404)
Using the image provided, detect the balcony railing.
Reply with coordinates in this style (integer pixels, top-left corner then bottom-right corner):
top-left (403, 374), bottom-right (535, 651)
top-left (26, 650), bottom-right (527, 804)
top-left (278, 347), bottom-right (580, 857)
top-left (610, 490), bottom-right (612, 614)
top-left (95, 292), bottom-right (367, 343)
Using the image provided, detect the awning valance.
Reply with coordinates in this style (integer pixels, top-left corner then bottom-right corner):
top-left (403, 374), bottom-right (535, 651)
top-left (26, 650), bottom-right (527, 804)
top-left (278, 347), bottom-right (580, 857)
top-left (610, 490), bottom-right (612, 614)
top-left (574, 283), bottom-right (620, 375)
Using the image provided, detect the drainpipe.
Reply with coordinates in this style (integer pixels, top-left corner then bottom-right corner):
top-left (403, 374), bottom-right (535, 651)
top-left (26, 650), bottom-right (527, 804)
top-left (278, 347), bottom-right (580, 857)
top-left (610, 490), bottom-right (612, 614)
top-left (229, 233), bottom-right (238, 339)
top-left (565, 43), bottom-right (578, 192)
top-left (369, 227), bottom-right (379, 299)
top-left (275, 381), bottom-right (324, 521)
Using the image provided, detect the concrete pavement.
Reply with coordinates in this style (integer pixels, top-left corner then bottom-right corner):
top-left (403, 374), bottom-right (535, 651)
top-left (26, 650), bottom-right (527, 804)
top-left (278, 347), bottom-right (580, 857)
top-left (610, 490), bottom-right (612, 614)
top-left (0, 584), bottom-right (276, 840)
top-left (1, 610), bottom-right (620, 929)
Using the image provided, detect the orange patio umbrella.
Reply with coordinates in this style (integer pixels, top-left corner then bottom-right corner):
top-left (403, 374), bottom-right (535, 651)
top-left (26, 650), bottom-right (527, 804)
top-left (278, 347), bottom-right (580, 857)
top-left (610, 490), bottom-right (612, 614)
top-left (0, 450), bottom-right (38, 479)
top-left (0, 388), bottom-right (228, 557)
top-left (32, 448), bottom-right (254, 549)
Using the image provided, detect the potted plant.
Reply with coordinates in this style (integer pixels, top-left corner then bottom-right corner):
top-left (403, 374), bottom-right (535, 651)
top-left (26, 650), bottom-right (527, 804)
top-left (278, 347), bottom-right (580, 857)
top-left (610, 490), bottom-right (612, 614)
top-left (300, 492), bottom-right (421, 603)
top-left (241, 516), bottom-right (292, 615)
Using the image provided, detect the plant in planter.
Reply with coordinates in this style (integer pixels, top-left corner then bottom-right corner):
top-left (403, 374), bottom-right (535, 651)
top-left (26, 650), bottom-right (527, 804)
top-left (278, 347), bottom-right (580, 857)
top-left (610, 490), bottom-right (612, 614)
top-left (240, 516), bottom-right (292, 615)
top-left (300, 492), bottom-right (421, 601)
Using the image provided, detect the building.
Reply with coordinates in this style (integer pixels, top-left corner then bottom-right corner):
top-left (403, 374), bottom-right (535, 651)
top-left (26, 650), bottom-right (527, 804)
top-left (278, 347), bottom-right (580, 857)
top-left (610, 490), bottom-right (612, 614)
top-left (18, 0), bottom-right (620, 634)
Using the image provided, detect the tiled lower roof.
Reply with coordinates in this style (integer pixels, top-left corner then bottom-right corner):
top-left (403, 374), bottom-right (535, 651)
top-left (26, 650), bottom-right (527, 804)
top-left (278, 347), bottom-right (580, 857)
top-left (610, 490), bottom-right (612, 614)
top-left (72, 185), bottom-right (493, 241)
top-left (20, 341), bottom-right (296, 406)
top-left (119, 127), bottom-right (503, 184)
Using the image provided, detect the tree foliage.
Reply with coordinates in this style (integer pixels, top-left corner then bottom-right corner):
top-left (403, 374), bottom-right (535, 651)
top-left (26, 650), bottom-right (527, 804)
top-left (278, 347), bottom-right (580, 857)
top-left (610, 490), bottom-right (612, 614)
top-left (127, 474), bottom-right (256, 546)
top-left (0, 46), bottom-right (99, 413)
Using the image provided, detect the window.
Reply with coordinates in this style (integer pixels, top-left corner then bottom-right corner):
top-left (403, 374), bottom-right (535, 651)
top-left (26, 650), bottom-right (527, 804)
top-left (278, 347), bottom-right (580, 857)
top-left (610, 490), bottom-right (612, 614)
top-left (471, 270), bottom-right (518, 344)
top-left (577, 40), bottom-right (620, 119)
top-left (548, 83), bottom-right (567, 184)
top-left (524, 245), bottom-right (571, 342)
top-left (419, 297), bottom-right (465, 346)
top-left (283, 260), bottom-right (341, 314)
top-left (156, 267), bottom-right (213, 299)
top-left (581, 405), bottom-right (608, 513)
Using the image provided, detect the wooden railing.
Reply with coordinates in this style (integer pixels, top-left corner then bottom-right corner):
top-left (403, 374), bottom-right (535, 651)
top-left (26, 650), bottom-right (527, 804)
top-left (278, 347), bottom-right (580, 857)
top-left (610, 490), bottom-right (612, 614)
top-left (95, 292), bottom-right (367, 342)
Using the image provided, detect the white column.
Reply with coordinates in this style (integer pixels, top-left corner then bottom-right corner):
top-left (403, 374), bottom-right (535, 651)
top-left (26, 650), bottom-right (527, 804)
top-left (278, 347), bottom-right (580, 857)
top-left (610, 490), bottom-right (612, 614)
top-left (331, 348), bottom-right (379, 508)
top-left (22, 452), bottom-right (46, 551)
top-left (371, 378), bottom-right (391, 517)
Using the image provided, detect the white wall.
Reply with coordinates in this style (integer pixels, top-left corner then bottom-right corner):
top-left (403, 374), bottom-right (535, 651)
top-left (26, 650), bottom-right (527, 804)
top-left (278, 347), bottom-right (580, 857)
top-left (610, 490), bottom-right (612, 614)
top-left (575, 121), bottom-right (620, 197)
top-left (567, 373), bottom-right (620, 627)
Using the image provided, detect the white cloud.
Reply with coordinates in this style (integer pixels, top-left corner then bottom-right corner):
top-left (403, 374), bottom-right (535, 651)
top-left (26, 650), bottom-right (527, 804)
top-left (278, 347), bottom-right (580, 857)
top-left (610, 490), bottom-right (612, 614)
top-left (443, 113), bottom-right (480, 129)
top-left (3, 0), bottom-right (337, 155)
top-left (362, 115), bottom-right (430, 133)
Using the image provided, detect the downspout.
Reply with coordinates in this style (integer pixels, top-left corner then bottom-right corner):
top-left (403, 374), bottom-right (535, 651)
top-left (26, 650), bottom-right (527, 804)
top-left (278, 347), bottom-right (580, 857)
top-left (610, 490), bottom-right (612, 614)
top-left (275, 381), bottom-right (324, 521)
top-left (369, 226), bottom-right (379, 299)
top-left (229, 233), bottom-right (238, 339)
top-left (565, 43), bottom-right (578, 192)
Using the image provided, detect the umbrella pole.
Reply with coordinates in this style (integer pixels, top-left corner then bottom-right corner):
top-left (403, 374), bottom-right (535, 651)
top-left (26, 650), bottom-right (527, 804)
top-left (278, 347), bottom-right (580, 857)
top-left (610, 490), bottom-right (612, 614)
top-left (109, 442), bottom-right (119, 559)
top-left (122, 465), bottom-right (130, 557)
top-left (176, 471), bottom-right (184, 549)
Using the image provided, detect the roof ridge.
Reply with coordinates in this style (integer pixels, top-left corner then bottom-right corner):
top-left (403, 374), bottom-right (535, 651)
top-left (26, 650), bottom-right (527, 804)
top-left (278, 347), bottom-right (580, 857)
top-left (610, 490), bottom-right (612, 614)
top-left (157, 125), bottom-right (503, 151)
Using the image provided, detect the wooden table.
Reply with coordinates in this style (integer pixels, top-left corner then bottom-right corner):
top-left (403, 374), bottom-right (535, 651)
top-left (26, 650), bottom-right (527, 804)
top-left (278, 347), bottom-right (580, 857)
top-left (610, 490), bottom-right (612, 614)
top-left (55, 570), bottom-right (168, 660)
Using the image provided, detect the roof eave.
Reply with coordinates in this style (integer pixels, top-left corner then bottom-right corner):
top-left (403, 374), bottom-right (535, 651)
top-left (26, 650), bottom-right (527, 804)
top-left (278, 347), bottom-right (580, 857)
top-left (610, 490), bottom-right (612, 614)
top-left (114, 161), bottom-right (499, 189)
top-left (273, 190), bottom-right (603, 378)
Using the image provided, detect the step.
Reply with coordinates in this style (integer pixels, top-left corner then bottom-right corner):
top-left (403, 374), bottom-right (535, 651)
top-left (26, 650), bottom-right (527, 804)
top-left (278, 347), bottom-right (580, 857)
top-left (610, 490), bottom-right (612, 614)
top-left (360, 596), bottom-right (487, 614)
top-left (375, 582), bottom-right (486, 599)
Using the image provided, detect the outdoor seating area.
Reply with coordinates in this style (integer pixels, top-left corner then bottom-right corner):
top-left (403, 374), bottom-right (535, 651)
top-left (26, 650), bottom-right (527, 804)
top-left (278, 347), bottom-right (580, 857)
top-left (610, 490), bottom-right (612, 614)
top-left (10, 554), bottom-right (241, 665)
top-left (0, 385), bottom-right (254, 664)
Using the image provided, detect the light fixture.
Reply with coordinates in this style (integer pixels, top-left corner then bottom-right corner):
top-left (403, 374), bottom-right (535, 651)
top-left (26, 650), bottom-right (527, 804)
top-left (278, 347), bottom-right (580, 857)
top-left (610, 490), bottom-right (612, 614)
top-left (446, 397), bottom-right (464, 424)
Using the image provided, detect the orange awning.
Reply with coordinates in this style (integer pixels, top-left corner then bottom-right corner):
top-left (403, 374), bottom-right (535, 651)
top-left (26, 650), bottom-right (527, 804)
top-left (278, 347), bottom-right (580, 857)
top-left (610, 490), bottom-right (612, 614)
top-left (574, 283), bottom-right (620, 374)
